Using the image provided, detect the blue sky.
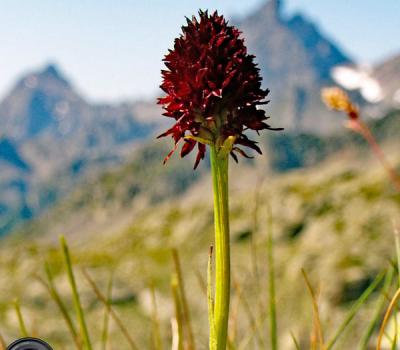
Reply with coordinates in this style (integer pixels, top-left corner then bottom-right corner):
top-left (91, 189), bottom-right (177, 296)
top-left (0, 0), bottom-right (399, 102)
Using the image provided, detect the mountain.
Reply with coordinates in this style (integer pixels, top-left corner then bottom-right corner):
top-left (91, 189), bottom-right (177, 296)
top-left (0, 138), bottom-right (32, 234)
top-left (0, 64), bottom-right (158, 148)
top-left (236, 0), bottom-right (354, 133)
top-left (0, 138), bottom-right (30, 171)
top-left (1, 64), bottom-right (83, 140)
top-left (0, 64), bottom-right (161, 235)
top-left (0, 0), bottom-right (397, 235)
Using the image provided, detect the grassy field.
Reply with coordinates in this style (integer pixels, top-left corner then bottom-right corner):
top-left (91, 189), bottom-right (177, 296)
top-left (0, 135), bottom-right (399, 349)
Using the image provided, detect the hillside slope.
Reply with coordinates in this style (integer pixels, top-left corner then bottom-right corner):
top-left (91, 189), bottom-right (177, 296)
top-left (16, 109), bottom-right (399, 240)
top-left (0, 133), bottom-right (398, 348)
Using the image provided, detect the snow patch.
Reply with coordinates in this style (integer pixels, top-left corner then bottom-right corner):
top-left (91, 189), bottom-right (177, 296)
top-left (331, 65), bottom-right (383, 104)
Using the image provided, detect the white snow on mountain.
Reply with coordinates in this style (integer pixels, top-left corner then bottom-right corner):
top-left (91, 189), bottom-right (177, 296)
top-left (331, 65), bottom-right (383, 103)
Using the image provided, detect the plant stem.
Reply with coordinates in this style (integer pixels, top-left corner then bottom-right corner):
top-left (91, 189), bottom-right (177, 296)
top-left (172, 277), bottom-right (184, 350)
top-left (41, 263), bottom-right (81, 349)
top-left (348, 120), bottom-right (400, 193)
top-left (210, 146), bottom-right (230, 350)
top-left (208, 246), bottom-right (216, 350)
top-left (266, 201), bottom-right (278, 350)
top-left (326, 271), bottom-right (384, 350)
top-left (172, 248), bottom-right (196, 350)
top-left (358, 268), bottom-right (394, 350)
top-left (101, 273), bottom-right (113, 350)
top-left (377, 286), bottom-right (400, 350)
top-left (82, 269), bottom-right (139, 350)
top-left (14, 299), bottom-right (28, 337)
top-left (60, 236), bottom-right (92, 350)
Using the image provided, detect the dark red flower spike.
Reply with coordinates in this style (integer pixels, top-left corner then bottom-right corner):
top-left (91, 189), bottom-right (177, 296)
top-left (158, 10), bottom-right (282, 168)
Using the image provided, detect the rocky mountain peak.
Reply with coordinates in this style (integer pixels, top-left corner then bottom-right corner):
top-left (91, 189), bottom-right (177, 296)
top-left (39, 63), bottom-right (69, 85)
top-left (0, 63), bottom-right (84, 140)
top-left (247, 0), bottom-right (283, 24)
top-left (268, 0), bottom-right (283, 19)
top-left (237, 0), bottom-right (352, 133)
top-left (18, 63), bottom-right (71, 93)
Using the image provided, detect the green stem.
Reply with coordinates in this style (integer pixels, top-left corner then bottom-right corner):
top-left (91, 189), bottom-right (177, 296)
top-left (60, 236), bottom-right (92, 350)
top-left (210, 146), bottom-right (230, 350)
top-left (14, 299), bottom-right (28, 337)
top-left (266, 202), bottom-right (278, 350)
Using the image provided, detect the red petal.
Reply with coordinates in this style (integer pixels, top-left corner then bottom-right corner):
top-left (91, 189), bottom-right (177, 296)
top-left (236, 137), bottom-right (262, 154)
top-left (233, 147), bottom-right (253, 159)
top-left (163, 139), bottom-right (181, 164)
top-left (180, 139), bottom-right (196, 157)
top-left (194, 143), bottom-right (206, 169)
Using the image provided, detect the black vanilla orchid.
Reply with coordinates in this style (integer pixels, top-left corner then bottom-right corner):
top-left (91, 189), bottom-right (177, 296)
top-left (158, 10), bottom-right (281, 168)
top-left (158, 10), bottom-right (282, 350)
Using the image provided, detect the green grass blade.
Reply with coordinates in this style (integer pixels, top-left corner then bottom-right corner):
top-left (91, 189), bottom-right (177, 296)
top-left (358, 268), bottom-right (394, 350)
top-left (327, 271), bottom-right (385, 350)
top-left (250, 181), bottom-right (263, 304)
top-left (39, 263), bottom-right (81, 349)
top-left (150, 284), bottom-right (162, 350)
top-left (60, 235), bottom-right (92, 350)
top-left (81, 268), bottom-right (139, 350)
top-left (172, 248), bottom-right (195, 350)
top-left (101, 273), bottom-right (114, 350)
top-left (302, 269), bottom-right (325, 348)
top-left (391, 333), bottom-right (398, 350)
top-left (266, 201), bottom-right (278, 350)
top-left (171, 277), bottom-right (184, 350)
top-left (13, 298), bottom-right (28, 337)
top-left (195, 269), bottom-right (207, 296)
top-left (233, 279), bottom-right (264, 348)
top-left (237, 311), bottom-right (269, 350)
top-left (290, 331), bottom-right (301, 350)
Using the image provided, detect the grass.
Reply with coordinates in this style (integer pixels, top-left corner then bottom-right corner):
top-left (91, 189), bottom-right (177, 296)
top-left (171, 276), bottom-right (184, 350)
top-left (13, 299), bottom-right (28, 338)
top-left (357, 268), bottom-right (394, 349)
top-left (150, 283), bottom-right (162, 350)
top-left (266, 199), bottom-right (278, 350)
top-left (60, 236), bottom-right (92, 350)
top-left (208, 246), bottom-right (216, 350)
top-left (0, 138), bottom-right (398, 349)
top-left (172, 248), bottom-right (195, 350)
top-left (40, 262), bottom-right (81, 348)
top-left (101, 273), bottom-right (113, 350)
top-left (0, 209), bottom-right (400, 350)
top-left (82, 268), bottom-right (139, 350)
top-left (5, 211), bottom-right (394, 350)
top-left (326, 272), bottom-right (384, 349)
